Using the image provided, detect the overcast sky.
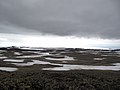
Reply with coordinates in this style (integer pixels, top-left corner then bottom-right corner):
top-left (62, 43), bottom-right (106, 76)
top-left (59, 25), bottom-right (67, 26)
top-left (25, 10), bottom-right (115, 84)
top-left (0, 0), bottom-right (120, 48)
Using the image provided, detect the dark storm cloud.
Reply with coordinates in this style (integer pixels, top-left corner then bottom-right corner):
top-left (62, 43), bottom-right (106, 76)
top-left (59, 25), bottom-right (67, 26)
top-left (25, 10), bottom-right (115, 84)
top-left (0, 0), bottom-right (120, 38)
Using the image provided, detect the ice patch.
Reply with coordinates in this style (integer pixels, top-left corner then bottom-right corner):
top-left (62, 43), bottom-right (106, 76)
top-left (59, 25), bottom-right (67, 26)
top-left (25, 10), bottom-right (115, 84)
top-left (113, 63), bottom-right (120, 66)
top-left (33, 60), bottom-right (51, 65)
top-left (20, 47), bottom-right (45, 50)
top-left (11, 60), bottom-right (52, 66)
top-left (115, 51), bottom-right (120, 54)
top-left (14, 52), bottom-right (21, 55)
top-left (16, 55), bottom-right (44, 58)
top-left (0, 54), bottom-right (3, 56)
top-left (16, 53), bottom-right (51, 58)
top-left (101, 55), bottom-right (108, 56)
top-left (0, 67), bottom-right (18, 72)
top-left (45, 56), bottom-right (74, 61)
top-left (0, 56), bottom-right (7, 59)
top-left (94, 58), bottom-right (105, 60)
top-left (43, 63), bottom-right (120, 71)
top-left (4, 59), bottom-right (24, 62)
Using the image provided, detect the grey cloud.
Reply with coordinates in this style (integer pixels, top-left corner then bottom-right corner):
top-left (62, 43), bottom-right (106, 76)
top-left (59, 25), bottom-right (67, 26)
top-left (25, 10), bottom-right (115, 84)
top-left (0, 0), bottom-right (120, 39)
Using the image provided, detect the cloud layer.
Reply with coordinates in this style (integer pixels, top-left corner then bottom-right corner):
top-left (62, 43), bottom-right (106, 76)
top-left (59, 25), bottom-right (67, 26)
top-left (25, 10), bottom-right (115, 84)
top-left (0, 0), bottom-right (120, 39)
top-left (0, 33), bottom-right (120, 49)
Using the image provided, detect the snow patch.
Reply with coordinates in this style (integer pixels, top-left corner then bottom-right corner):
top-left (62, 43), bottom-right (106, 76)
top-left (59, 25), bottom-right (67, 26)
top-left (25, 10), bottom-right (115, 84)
top-left (0, 67), bottom-right (18, 72)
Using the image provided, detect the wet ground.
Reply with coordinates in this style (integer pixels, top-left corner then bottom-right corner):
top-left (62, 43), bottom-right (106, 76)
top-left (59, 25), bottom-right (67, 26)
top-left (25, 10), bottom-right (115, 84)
top-left (0, 47), bottom-right (120, 89)
top-left (0, 47), bottom-right (120, 72)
